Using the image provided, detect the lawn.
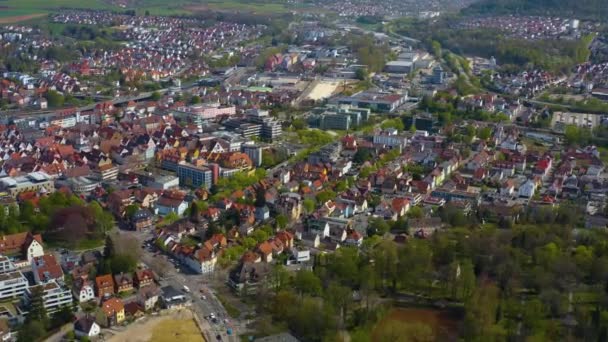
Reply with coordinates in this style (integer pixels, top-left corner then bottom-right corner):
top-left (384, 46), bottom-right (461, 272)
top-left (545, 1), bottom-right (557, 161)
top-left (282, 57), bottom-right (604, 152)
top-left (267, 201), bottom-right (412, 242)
top-left (149, 318), bottom-right (204, 342)
top-left (216, 293), bottom-right (241, 318)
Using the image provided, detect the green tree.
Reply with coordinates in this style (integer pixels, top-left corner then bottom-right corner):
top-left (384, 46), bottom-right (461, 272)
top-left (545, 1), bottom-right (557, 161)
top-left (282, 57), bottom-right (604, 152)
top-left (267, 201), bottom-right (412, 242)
top-left (124, 204), bottom-right (139, 219)
top-left (355, 67), bottom-right (368, 81)
top-left (17, 320), bottom-right (47, 342)
top-left (27, 286), bottom-right (48, 324)
top-left (303, 199), bottom-right (316, 214)
top-left (150, 91), bottom-right (161, 101)
top-left (294, 270), bottom-right (322, 297)
top-left (275, 214), bottom-right (288, 229)
top-left (45, 90), bottom-right (65, 108)
top-left (191, 95), bottom-right (201, 104)
top-left (103, 235), bottom-right (115, 259)
top-left (316, 190), bottom-right (336, 204)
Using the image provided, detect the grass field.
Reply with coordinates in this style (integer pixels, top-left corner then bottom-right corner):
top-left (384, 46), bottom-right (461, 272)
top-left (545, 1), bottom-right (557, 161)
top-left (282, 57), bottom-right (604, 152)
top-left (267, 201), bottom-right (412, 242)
top-left (185, 0), bottom-right (289, 14)
top-left (149, 318), bottom-right (205, 342)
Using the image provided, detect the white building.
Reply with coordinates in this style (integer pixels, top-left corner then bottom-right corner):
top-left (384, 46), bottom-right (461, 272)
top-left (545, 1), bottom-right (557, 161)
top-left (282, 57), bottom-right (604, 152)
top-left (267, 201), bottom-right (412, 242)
top-left (373, 128), bottom-right (408, 148)
top-left (25, 281), bottom-right (73, 313)
top-left (518, 180), bottom-right (536, 198)
top-left (0, 256), bottom-right (15, 274)
top-left (183, 249), bottom-right (217, 275)
top-left (0, 172), bottom-right (55, 198)
top-left (74, 317), bottom-right (101, 338)
top-left (0, 271), bottom-right (28, 300)
top-left (73, 280), bottom-right (95, 303)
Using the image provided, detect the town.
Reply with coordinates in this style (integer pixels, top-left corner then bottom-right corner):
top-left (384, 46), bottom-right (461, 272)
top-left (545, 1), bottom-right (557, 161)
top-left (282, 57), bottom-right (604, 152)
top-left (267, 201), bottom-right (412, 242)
top-left (0, 0), bottom-right (607, 341)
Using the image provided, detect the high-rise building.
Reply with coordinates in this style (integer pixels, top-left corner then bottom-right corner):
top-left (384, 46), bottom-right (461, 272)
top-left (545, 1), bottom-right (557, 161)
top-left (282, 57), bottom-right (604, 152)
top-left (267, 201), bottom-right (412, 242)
top-left (242, 144), bottom-right (264, 167)
top-left (177, 163), bottom-right (213, 189)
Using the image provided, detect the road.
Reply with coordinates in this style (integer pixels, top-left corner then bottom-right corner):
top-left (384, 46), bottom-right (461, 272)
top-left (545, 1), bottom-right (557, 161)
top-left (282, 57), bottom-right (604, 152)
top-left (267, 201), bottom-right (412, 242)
top-left (117, 229), bottom-right (240, 342)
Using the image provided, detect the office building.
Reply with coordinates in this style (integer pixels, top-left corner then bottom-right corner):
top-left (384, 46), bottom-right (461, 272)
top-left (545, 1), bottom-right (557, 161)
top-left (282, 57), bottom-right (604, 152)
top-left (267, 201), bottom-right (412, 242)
top-left (431, 65), bottom-right (446, 85)
top-left (242, 144), bottom-right (264, 167)
top-left (335, 91), bottom-right (408, 113)
top-left (177, 162), bottom-right (213, 189)
top-left (0, 172), bottom-right (55, 198)
top-left (309, 104), bottom-right (371, 131)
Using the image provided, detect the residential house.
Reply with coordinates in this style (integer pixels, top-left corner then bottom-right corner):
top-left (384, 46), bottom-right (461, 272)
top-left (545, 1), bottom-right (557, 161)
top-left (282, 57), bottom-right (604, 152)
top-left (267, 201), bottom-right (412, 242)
top-left (73, 278), bottom-right (95, 302)
top-left (74, 317), bottom-right (101, 339)
top-left (345, 231), bottom-right (363, 247)
top-left (138, 285), bottom-right (160, 311)
top-left (114, 273), bottom-right (134, 293)
top-left (132, 209), bottom-right (154, 231)
top-left (0, 232), bottom-right (44, 263)
top-left (98, 297), bottom-right (125, 327)
top-left (156, 192), bottom-right (188, 216)
top-left (134, 269), bottom-right (155, 288)
top-left (31, 254), bottom-right (64, 284)
top-left (257, 242), bottom-right (273, 263)
top-left (160, 286), bottom-right (190, 309)
top-left (124, 302), bottom-right (145, 318)
top-left (518, 180), bottom-right (536, 198)
top-left (228, 261), bottom-right (272, 295)
top-left (95, 274), bottom-right (115, 298)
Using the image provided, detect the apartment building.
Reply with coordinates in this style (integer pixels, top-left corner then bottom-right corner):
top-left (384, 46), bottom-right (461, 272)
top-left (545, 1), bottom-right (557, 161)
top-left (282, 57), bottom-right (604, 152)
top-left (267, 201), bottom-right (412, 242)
top-left (0, 272), bottom-right (28, 300)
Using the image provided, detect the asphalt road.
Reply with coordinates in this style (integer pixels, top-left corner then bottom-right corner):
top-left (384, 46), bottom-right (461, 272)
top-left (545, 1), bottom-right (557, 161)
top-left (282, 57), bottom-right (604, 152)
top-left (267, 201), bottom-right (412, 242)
top-left (117, 229), bottom-right (240, 342)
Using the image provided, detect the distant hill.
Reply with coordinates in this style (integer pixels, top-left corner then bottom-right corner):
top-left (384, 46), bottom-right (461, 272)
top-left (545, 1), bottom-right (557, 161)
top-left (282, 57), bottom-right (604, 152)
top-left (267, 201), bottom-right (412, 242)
top-left (464, 0), bottom-right (608, 20)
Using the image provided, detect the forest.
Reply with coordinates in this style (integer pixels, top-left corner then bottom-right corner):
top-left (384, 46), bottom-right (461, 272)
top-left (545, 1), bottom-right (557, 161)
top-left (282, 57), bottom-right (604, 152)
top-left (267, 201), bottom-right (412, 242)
top-left (464, 0), bottom-right (608, 20)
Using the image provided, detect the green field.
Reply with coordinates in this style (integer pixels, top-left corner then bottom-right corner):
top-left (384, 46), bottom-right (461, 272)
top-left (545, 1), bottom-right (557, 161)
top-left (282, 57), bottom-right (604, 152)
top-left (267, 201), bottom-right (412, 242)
top-left (0, 0), bottom-right (293, 23)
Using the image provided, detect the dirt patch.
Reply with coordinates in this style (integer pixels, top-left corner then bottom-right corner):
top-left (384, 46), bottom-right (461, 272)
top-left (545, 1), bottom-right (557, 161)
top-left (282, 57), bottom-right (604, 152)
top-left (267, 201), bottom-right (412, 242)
top-left (373, 308), bottom-right (461, 341)
top-left (183, 5), bottom-right (211, 12)
top-left (108, 310), bottom-right (205, 342)
top-left (0, 13), bottom-right (47, 24)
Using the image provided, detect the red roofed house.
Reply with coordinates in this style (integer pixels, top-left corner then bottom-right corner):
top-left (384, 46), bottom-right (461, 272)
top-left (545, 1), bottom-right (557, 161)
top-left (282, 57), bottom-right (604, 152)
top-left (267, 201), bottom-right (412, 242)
top-left (31, 254), bottom-right (64, 284)
top-left (95, 275), bottom-right (115, 298)
top-left (0, 232), bottom-right (44, 263)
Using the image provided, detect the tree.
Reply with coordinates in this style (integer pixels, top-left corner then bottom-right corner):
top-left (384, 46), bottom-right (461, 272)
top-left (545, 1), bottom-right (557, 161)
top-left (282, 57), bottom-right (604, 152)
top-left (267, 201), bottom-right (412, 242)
top-left (27, 286), bottom-right (48, 324)
top-left (407, 206), bottom-right (424, 219)
top-left (303, 199), bottom-right (316, 214)
top-left (45, 90), bottom-right (65, 108)
top-left (191, 95), bottom-right (201, 104)
top-left (325, 282), bottom-right (352, 327)
top-left (189, 201), bottom-right (200, 222)
top-left (161, 212), bottom-right (180, 226)
top-left (270, 264), bottom-right (290, 294)
top-left (353, 149), bottom-right (373, 164)
top-left (294, 270), bottom-right (322, 297)
top-left (464, 283), bottom-right (504, 341)
top-left (381, 118), bottom-right (405, 131)
top-left (103, 235), bottom-right (115, 259)
top-left (355, 67), bottom-right (368, 81)
top-left (124, 204), bottom-right (139, 219)
top-left (17, 320), bottom-right (47, 342)
top-left (477, 126), bottom-right (493, 140)
top-left (276, 214), bottom-right (288, 229)
top-left (367, 218), bottom-right (390, 236)
top-left (255, 187), bottom-right (267, 207)
top-left (150, 91), bottom-right (161, 101)
top-left (251, 229), bottom-right (270, 243)
top-left (316, 190), bottom-right (336, 204)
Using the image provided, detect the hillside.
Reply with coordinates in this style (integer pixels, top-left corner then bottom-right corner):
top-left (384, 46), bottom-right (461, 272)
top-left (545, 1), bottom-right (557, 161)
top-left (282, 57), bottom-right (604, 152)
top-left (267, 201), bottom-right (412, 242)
top-left (464, 0), bottom-right (608, 20)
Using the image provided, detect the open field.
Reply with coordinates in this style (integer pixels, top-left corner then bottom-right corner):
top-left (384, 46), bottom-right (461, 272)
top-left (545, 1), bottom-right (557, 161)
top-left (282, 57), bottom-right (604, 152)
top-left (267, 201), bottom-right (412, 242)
top-left (185, 0), bottom-right (289, 14)
top-left (0, 13), bottom-right (46, 23)
top-left (108, 310), bottom-right (205, 342)
top-left (373, 307), bottom-right (461, 341)
top-left (306, 80), bottom-right (341, 101)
